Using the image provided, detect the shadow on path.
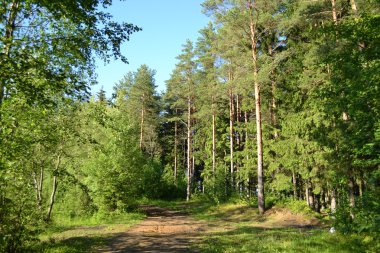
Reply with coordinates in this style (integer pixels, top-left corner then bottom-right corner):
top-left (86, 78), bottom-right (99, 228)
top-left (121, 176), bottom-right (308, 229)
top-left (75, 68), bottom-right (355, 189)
top-left (97, 205), bottom-right (204, 253)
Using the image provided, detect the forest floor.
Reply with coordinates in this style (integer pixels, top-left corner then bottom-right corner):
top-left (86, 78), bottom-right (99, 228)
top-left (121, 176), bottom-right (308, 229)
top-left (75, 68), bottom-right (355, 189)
top-left (96, 205), bottom-right (205, 252)
top-left (36, 201), bottom-right (376, 252)
top-left (95, 202), bottom-right (321, 252)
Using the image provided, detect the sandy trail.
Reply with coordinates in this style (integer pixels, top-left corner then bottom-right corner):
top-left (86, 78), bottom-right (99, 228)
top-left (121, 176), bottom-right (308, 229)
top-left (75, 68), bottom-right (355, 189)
top-left (97, 205), bottom-right (205, 253)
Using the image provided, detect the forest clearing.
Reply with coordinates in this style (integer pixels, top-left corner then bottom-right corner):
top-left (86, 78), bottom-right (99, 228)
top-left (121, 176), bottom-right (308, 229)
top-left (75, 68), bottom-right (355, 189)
top-left (0, 0), bottom-right (379, 252)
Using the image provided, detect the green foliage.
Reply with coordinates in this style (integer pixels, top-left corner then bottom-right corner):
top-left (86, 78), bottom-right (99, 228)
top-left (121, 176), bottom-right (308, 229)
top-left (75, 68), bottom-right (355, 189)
top-left (158, 164), bottom-right (187, 200)
top-left (0, 195), bottom-right (42, 253)
top-left (0, 0), bottom-right (141, 251)
top-left (335, 170), bottom-right (380, 234)
top-left (202, 165), bottom-right (231, 204)
top-left (117, 64), bottom-right (162, 157)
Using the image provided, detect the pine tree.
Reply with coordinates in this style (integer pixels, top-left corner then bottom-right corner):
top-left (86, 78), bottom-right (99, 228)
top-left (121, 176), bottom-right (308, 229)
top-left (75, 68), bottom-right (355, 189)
top-left (166, 40), bottom-right (197, 201)
top-left (117, 65), bottom-right (161, 157)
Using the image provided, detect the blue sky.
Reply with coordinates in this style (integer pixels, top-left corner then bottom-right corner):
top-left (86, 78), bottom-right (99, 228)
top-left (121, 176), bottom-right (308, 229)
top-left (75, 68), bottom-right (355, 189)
top-left (93, 0), bottom-right (210, 96)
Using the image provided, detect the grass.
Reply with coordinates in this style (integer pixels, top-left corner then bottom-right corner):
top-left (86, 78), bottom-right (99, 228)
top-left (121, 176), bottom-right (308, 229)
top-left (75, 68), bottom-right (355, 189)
top-left (197, 227), bottom-right (378, 253)
top-left (28, 198), bottom-right (379, 252)
top-left (151, 198), bottom-right (379, 253)
top-left (30, 212), bottom-right (145, 253)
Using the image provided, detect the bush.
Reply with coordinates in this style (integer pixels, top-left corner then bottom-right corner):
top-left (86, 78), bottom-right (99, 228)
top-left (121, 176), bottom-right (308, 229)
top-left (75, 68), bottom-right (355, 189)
top-left (275, 198), bottom-right (315, 216)
top-left (202, 167), bottom-right (231, 204)
top-left (0, 198), bottom-right (42, 253)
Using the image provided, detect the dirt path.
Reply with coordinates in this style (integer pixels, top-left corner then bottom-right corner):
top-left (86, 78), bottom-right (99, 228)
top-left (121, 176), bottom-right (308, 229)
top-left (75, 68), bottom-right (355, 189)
top-left (97, 205), bottom-right (205, 253)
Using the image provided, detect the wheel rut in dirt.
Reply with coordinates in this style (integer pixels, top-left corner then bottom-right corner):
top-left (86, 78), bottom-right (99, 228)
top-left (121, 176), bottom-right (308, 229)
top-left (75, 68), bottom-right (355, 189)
top-left (97, 205), bottom-right (204, 253)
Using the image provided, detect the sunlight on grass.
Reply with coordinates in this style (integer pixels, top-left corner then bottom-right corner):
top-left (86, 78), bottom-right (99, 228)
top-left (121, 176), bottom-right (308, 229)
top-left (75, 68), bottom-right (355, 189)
top-left (176, 199), bottom-right (378, 253)
top-left (198, 228), bottom-right (378, 253)
top-left (33, 212), bottom-right (145, 253)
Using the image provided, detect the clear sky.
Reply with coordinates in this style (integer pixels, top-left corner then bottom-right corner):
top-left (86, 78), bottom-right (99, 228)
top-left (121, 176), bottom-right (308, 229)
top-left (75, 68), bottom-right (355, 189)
top-left (93, 0), bottom-right (210, 97)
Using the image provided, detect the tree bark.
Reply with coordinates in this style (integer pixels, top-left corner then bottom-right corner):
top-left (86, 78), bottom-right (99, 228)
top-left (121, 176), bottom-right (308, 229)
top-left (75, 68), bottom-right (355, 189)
top-left (306, 181), bottom-right (310, 206)
top-left (320, 188), bottom-right (326, 210)
top-left (0, 1), bottom-right (20, 108)
top-left (292, 171), bottom-right (297, 200)
top-left (46, 154), bottom-right (61, 222)
top-left (330, 188), bottom-right (337, 213)
top-left (244, 111), bottom-right (249, 160)
top-left (229, 88), bottom-right (234, 188)
top-left (323, 188), bottom-right (329, 209)
top-left (192, 153), bottom-right (195, 181)
top-left (350, 0), bottom-right (358, 15)
top-left (236, 94), bottom-right (241, 148)
top-left (307, 181), bottom-right (314, 209)
top-left (46, 176), bottom-right (57, 222)
top-left (248, 1), bottom-right (265, 214)
top-left (186, 95), bottom-right (192, 202)
top-left (212, 112), bottom-right (216, 176)
top-left (174, 109), bottom-right (178, 181)
top-left (348, 177), bottom-right (355, 218)
top-left (331, 0), bottom-right (338, 23)
top-left (33, 166), bottom-right (44, 210)
top-left (271, 81), bottom-right (278, 139)
top-left (244, 111), bottom-right (250, 197)
top-left (139, 94), bottom-right (145, 149)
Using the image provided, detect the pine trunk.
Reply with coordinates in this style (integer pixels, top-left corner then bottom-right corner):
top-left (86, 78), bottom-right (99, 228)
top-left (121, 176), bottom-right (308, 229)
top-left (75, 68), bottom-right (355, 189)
top-left (330, 188), bottom-right (337, 213)
top-left (271, 81), bottom-right (278, 139)
top-left (348, 177), bottom-right (355, 218)
top-left (292, 171), bottom-right (297, 200)
top-left (174, 115), bottom-right (178, 181)
top-left (236, 95), bottom-right (241, 148)
top-left (350, 0), bottom-right (358, 14)
top-left (229, 88), bottom-right (234, 188)
top-left (331, 0), bottom-right (338, 23)
top-left (359, 179), bottom-right (363, 197)
top-left (139, 95), bottom-right (145, 149)
top-left (320, 188), bottom-right (327, 210)
top-left (249, 2), bottom-right (265, 214)
top-left (186, 96), bottom-right (192, 202)
top-left (244, 111), bottom-right (249, 160)
top-left (308, 181), bottom-right (314, 209)
top-left (212, 112), bottom-right (216, 176)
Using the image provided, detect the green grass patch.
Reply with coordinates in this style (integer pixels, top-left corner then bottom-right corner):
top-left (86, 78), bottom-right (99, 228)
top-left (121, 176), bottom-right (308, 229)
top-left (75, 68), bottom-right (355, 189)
top-left (173, 199), bottom-right (378, 253)
top-left (30, 212), bottom-right (145, 253)
top-left (197, 227), bottom-right (379, 253)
